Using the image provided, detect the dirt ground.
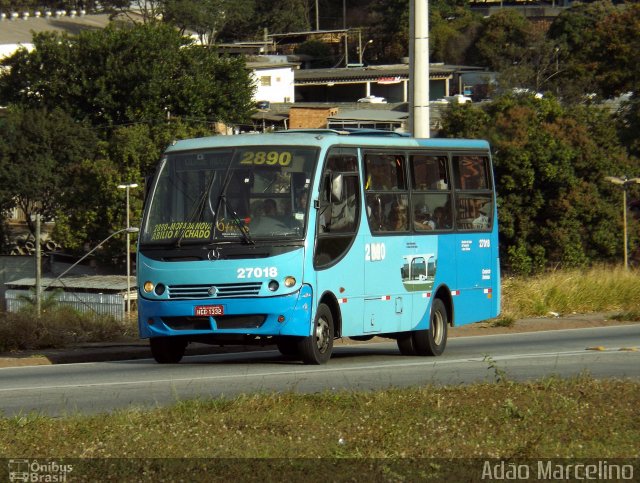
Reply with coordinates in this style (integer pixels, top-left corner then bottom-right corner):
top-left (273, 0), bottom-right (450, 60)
top-left (0, 313), bottom-right (636, 368)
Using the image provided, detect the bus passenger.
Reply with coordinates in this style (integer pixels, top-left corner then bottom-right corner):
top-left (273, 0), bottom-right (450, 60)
top-left (414, 205), bottom-right (435, 230)
top-left (433, 206), bottom-right (451, 229)
top-left (387, 201), bottom-right (408, 231)
top-left (264, 198), bottom-right (277, 216)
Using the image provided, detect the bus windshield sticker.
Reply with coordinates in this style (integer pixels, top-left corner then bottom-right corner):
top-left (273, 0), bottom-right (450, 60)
top-left (151, 222), bottom-right (212, 241)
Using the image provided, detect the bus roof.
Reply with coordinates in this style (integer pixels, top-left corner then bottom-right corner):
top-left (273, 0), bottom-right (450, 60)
top-left (165, 130), bottom-right (490, 153)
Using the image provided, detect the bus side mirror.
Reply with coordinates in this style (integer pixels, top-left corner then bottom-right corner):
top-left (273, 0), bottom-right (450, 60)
top-left (331, 174), bottom-right (344, 201)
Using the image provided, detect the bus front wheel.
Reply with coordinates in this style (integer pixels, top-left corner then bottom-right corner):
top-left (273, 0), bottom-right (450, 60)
top-left (276, 336), bottom-right (300, 357)
top-left (413, 298), bottom-right (448, 356)
top-left (298, 303), bottom-right (334, 364)
top-left (149, 336), bottom-right (187, 364)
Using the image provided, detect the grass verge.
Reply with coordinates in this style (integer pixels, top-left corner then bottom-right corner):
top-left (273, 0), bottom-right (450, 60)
top-left (1, 376), bottom-right (637, 460)
top-left (500, 265), bottom-right (640, 320)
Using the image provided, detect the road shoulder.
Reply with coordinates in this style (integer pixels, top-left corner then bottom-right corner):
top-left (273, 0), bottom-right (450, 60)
top-left (0, 313), bottom-right (635, 368)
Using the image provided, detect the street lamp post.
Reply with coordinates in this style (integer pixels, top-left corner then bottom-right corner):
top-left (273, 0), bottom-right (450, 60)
top-left (605, 175), bottom-right (640, 269)
top-left (358, 37), bottom-right (373, 65)
top-left (118, 183), bottom-right (138, 315)
top-left (43, 227), bottom-right (139, 290)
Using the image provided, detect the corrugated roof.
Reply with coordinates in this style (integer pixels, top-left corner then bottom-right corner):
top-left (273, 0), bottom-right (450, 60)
top-left (0, 14), bottom-right (110, 45)
top-left (5, 275), bottom-right (135, 293)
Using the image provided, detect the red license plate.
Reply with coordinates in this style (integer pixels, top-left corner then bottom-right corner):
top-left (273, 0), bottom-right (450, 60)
top-left (194, 305), bottom-right (224, 317)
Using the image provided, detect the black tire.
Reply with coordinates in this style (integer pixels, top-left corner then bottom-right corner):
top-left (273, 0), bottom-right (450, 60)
top-left (276, 336), bottom-right (300, 357)
top-left (298, 303), bottom-right (334, 364)
top-left (413, 298), bottom-right (448, 356)
top-left (397, 332), bottom-right (417, 355)
top-left (149, 336), bottom-right (187, 364)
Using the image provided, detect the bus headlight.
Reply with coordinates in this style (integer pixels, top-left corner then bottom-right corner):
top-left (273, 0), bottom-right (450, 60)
top-left (143, 281), bottom-right (154, 293)
top-left (268, 280), bottom-right (279, 292)
top-left (154, 284), bottom-right (166, 296)
top-left (284, 276), bottom-right (296, 287)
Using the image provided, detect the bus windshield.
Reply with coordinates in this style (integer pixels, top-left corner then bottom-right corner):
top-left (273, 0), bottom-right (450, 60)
top-left (141, 146), bottom-right (318, 246)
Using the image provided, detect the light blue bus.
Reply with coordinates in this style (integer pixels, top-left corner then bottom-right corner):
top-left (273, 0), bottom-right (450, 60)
top-left (137, 130), bottom-right (500, 364)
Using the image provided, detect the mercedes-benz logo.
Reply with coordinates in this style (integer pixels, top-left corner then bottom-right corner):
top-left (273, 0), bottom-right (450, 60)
top-left (208, 249), bottom-right (219, 260)
top-left (208, 286), bottom-right (218, 296)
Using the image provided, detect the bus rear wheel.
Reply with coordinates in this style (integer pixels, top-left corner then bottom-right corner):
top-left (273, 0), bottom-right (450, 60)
top-left (149, 336), bottom-right (187, 363)
top-left (298, 303), bottom-right (334, 365)
top-left (396, 332), bottom-right (417, 355)
top-left (413, 298), bottom-right (448, 356)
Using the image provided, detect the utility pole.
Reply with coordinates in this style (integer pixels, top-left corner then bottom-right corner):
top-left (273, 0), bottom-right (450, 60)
top-left (35, 214), bottom-right (42, 316)
top-left (410, 0), bottom-right (430, 137)
top-left (343, 0), bottom-right (348, 67)
top-left (606, 176), bottom-right (640, 269)
top-left (118, 183), bottom-right (138, 316)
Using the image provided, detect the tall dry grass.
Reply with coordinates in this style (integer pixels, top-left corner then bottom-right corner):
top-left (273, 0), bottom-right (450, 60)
top-left (501, 265), bottom-right (640, 319)
top-left (0, 307), bottom-right (137, 352)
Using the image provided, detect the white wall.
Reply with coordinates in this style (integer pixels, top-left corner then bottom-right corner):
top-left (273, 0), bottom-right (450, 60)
top-left (251, 66), bottom-right (295, 103)
top-left (0, 43), bottom-right (33, 60)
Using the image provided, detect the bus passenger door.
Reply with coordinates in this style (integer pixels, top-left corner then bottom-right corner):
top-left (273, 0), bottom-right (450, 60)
top-left (313, 148), bottom-right (364, 337)
top-left (362, 152), bottom-right (412, 334)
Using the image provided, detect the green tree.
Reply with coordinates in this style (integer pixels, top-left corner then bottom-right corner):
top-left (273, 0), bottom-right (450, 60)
top-left (0, 23), bottom-right (255, 130)
top-left (295, 40), bottom-right (336, 68)
top-left (52, 119), bottom-right (212, 257)
top-left (0, 107), bottom-right (98, 238)
top-left (100, 0), bottom-right (163, 23)
top-left (546, 0), bottom-right (619, 102)
top-left (429, 1), bottom-right (481, 64)
top-left (0, 23), bottom-right (255, 254)
top-left (163, 0), bottom-right (256, 45)
top-left (617, 93), bottom-right (640, 159)
top-left (368, 0), bottom-right (410, 63)
top-left (466, 9), bottom-right (560, 93)
top-left (253, 0), bottom-right (310, 36)
top-left (590, 3), bottom-right (640, 98)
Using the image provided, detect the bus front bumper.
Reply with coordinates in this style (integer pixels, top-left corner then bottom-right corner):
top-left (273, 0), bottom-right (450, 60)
top-left (138, 284), bottom-right (313, 340)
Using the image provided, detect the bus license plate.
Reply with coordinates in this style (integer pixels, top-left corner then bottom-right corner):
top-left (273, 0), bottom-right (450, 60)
top-left (194, 305), bottom-right (224, 316)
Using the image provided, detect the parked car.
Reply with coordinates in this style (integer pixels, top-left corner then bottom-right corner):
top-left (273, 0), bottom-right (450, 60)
top-left (357, 95), bottom-right (387, 104)
top-left (432, 94), bottom-right (472, 105)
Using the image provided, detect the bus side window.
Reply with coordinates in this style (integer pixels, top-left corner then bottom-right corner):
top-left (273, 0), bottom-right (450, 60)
top-left (411, 155), bottom-right (449, 190)
top-left (364, 152), bottom-right (408, 233)
top-left (454, 155), bottom-right (489, 190)
top-left (410, 155), bottom-right (452, 232)
top-left (453, 155), bottom-right (493, 231)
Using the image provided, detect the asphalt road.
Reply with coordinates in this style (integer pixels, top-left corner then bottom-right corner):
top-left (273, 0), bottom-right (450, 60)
top-left (0, 324), bottom-right (638, 417)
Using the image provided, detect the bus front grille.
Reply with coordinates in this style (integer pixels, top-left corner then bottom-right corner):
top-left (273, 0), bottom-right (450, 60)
top-left (167, 282), bottom-right (262, 299)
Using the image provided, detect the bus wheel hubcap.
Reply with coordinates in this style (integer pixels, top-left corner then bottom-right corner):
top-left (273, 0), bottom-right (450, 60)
top-left (315, 318), bottom-right (330, 353)
top-left (433, 312), bottom-right (444, 345)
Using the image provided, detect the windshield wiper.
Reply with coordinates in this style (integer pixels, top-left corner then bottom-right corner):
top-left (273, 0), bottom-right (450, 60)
top-left (174, 172), bottom-right (217, 248)
top-left (220, 195), bottom-right (255, 245)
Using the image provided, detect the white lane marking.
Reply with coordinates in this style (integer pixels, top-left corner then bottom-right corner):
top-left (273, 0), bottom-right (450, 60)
top-left (1, 323), bottom-right (638, 372)
top-left (0, 349), bottom-right (636, 393)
